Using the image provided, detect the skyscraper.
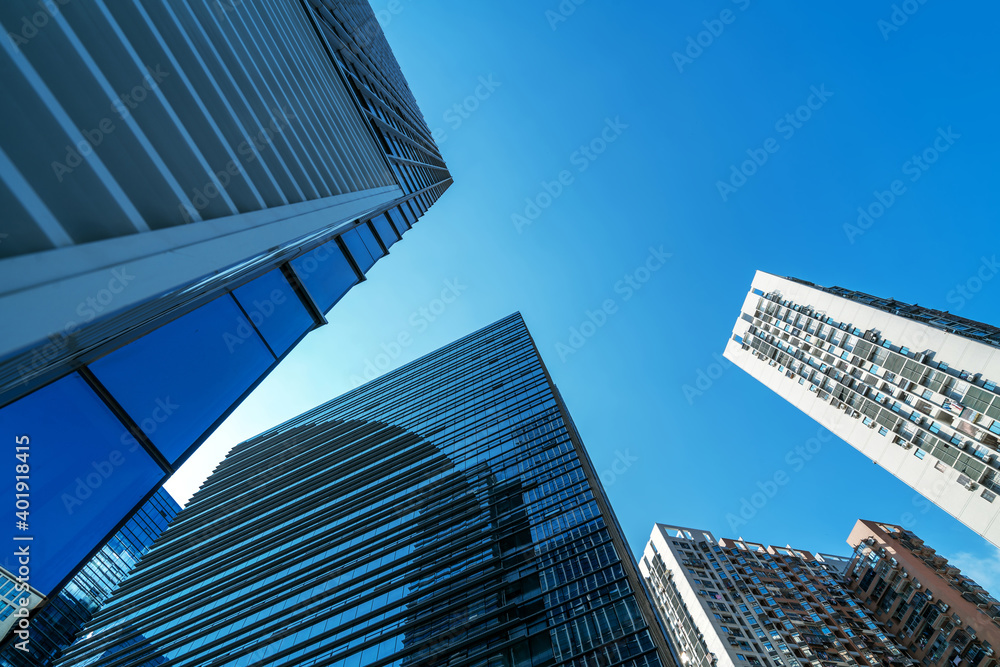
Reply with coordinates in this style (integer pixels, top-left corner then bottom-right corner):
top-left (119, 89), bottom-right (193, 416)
top-left (57, 314), bottom-right (675, 667)
top-left (0, 490), bottom-right (178, 667)
top-left (639, 524), bottom-right (904, 667)
top-left (725, 271), bottom-right (1000, 547)
top-left (843, 520), bottom-right (999, 667)
top-left (0, 0), bottom-right (450, 609)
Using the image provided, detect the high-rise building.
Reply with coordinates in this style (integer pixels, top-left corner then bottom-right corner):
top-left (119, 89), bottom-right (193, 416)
top-left (0, 489), bottom-right (178, 666)
top-left (0, 0), bottom-right (450, 610)
top-left (56, 314), bottom-right (676, 667)
top-left (724, 271), bottom-right (1000, 547)
top-left (844, 520), bottom-right (999, 667)
top-left (639, 524), bottom-right (906, 667)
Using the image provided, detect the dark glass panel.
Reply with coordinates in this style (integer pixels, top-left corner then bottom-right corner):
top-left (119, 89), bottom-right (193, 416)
top-left (339, 228), bottom-right (375, 273)
top-left (232, 269), bottom-right (313, 356)
top-left (0, 373), bottom-right (163, 595)
top-left (290, 240), bottom-right (359, 313)
top-left (370, 214), bottom-right (398, 249)
top-left (356, 222), bottom-right (385, 261)
top-left (90, 295), bottom-right (274, 464)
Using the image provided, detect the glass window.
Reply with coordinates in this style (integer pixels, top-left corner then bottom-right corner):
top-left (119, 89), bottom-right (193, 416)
top-left (369, 214), bottom-right (399, 249)
top-left (356, 223), bottom-right (385, 262)
top-left (232, 269), bottom-right (313, 356)
top-left (388, 207), bottom-right (409, 235)
top-left (402, 201), bottom-right (418, 225)
top-left (90, 295), bottom-right (275, 464)
top-left (339, 228), bottom-right (374, 273)
top-left (290, 240), bottom-right (359, 313)
top-left (0, 373), bottom-right (164, 595)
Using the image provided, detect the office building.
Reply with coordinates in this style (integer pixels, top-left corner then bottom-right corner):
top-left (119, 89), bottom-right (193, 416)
top-left (844, 520), bottom-right (999, 667)
top-left (0, 0), bottom-right (450, 609)
top-left (640, 524), bottom-right (906, 667)
top-left (0, 489), bottom-right (178, 666)
top-left (724, 271), bottom-right (1000, 547)
top-left (57, 314), bottom-right (675, 667)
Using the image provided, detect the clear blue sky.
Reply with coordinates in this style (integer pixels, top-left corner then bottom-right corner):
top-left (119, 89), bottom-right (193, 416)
top-left (168, 0), bottom-right (1000, 589)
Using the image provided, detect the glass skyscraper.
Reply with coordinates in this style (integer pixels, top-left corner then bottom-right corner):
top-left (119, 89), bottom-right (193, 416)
top-left (57, 314), bottom-right (676, 667)
top-left (0, 0), bottom-right (450, 611)
top-left (0, 489), bottom-right (178, 666)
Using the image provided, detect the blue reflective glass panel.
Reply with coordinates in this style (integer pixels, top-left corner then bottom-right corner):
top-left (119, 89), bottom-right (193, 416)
top-left (290, 240), bottom-right (359, 313)
top-left (388, 207), bottom-right (409, 235)
top-left (90, 296), bottom-right (274, 464)
top-left (402, 201), bottom-right (418, 225)
top-left (232, 269), bottom-right (312, 356)
top-left (370, 214), bottom-right (398, 249)
top-left (339, 228), bottom-right (374, 273)
top-left (0, 373), bottom-right (163, 595)
top-left (356, 223), bottom-right (385, 262)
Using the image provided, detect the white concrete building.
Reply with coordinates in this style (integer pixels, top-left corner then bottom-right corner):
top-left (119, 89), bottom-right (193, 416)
top-left (724, 271), bottom-right (1000, 547)
top-left (640, 524), bottom-right (890, 667)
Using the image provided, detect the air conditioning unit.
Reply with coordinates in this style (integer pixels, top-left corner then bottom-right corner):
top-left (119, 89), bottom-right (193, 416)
top-left (965, 481), bottom-right (979, 491)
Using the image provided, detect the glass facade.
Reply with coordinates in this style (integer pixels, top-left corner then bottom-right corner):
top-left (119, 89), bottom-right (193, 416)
top-left (0, 489), bottom-right (179, 667)
top-left (57, 314), bottom-right (675, 667)
top-left (0, 0), bottom-right (451, 607)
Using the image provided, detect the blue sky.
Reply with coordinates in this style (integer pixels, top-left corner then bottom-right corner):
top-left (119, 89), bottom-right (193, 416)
top-left (168, 0), bottom-right (1000, 588)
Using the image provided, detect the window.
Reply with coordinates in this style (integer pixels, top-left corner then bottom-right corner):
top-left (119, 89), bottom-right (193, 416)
top-left (90, 294), bottom-right (275, 464)
top-left (369, 213), bottom-right (399, 249)
top-left (0, 372), bottom-right (164, 595)
top-left (232, 269), bottom-right (313, 356)
top-left (290, 240), bottom-right (359, 313)
top-left (915, 449), bottom-right (926, 460)
top-left (339, 227), bottom-right (376, 272)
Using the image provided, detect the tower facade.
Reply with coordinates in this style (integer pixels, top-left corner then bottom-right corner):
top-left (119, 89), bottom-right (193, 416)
top-left (640, 524), bottom-right (902, 667)
top-left (0, 489), bottom-right (179, 666)
top-left (57, 314), bottom-right (675, 667)
top-left (725, 271), bottom-right (1000, 547)
top-left (0, 0), bottom-right (450, 606)
top-left (844, 520), bottom-right (999, 667)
